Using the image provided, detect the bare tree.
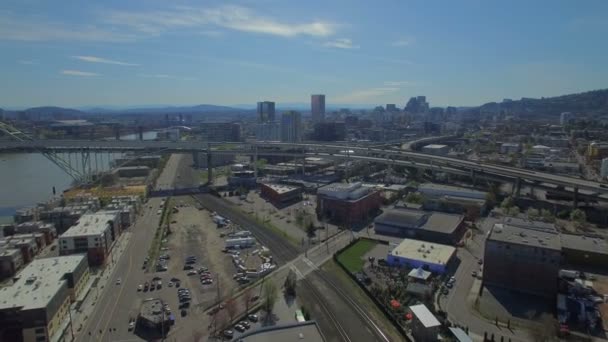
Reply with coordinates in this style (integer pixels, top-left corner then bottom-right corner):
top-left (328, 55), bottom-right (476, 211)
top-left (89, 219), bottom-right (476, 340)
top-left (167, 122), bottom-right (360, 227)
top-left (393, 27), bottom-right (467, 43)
top-left (243, 287), bottom-right (253, 314)
top-left (225, 297), bottom-right (238, 325)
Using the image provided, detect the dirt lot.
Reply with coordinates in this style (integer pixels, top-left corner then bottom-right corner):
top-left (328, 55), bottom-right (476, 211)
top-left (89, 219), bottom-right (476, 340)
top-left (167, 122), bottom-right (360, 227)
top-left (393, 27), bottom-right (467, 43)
top-left (225, 191), bottom-right (342, 247)
top-left (163, 197), bottom-right (268, 310)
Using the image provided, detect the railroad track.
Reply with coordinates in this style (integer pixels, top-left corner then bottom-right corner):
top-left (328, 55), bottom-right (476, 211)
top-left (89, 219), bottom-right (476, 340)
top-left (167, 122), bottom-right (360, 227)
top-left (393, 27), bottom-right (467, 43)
top-left (193, 193), bottom-right (391, 342)
top-left (300, 276), bottom-right (352, 342)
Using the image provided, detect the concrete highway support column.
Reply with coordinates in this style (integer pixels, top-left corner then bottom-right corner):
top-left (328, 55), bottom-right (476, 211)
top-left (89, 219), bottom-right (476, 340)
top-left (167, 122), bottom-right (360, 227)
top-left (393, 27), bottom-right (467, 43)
top-left (114, 124), bottom-right (120, 140)
top-left (207, 153), bottom-right (213, 184)
top-left (138, 126), bottom-right (144, 141)
top-left (513, 177), bottom-right (521, 197)
top-left (470, 169), bottom-right (476, 186)
top-left (573, 187), bottom-right (579, 208)
top-left (253, 146), bottom-right (258, 178)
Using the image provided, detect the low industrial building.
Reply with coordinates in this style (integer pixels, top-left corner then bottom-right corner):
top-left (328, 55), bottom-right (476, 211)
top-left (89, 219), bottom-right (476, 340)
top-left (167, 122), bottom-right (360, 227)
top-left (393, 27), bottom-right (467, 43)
top-left (236, 321), bottom-right (325, 342)
top-left (418, 183), bottom-right (488, 218)
top-left (387, 238), bottom-right (456, 274)
top-left (58, 211), bottom-right (120, 266)
top-left (114, 166), bottom-right (151, 178)
top-left (0, 255), bottom-right (89, 342)
top-left (561, 234), bottom-right (608, 268)
top-left (500, 143), bottom-right (521, 154)
top-left (137, 298), bottom-right (173, 333)
top-left (374, 208), bottom-right (465, 245)
top-left (421, 144), bottom-right (449, 155)
top-left (316, 182), bottom-right (382, 227)
top-left (228, 170), bottom-right (257, 188)
top-left (409, 304), bottom-right (441, 341)
top-left (260, 183), bottom-right (303, 208)
top-left (483, 221), bottom-right (561, 297)
top-left (112, 155), bottom-right (161, 168)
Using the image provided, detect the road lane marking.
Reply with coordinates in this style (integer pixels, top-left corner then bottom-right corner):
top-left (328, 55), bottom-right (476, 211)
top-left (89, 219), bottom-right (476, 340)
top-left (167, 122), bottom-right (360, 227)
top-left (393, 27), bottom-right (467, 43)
top-left (99, 247), bottom-right (134, 341)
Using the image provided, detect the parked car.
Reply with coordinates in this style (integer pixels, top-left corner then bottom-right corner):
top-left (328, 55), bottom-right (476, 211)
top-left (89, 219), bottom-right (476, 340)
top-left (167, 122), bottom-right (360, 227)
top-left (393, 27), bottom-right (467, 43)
top-left (183, 265), bottom-right (194, 270)
top-left (137, 284), bottom-right (143, 291)
top-left (239, 321), bottom-right (250, 329)
top-left (187, 270), bottom-right (198, 276)
top-left (116, 278), bottom-right (122, 285)
top-left (248, 314), bottom-right (258, 322)
top-left (234, 324), bottom-right (245, 332)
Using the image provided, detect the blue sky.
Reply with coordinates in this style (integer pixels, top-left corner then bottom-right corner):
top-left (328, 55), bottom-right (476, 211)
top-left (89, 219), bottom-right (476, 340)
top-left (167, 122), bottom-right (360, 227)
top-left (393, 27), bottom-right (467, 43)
top-left (1, 0), bottom-right (607, 108)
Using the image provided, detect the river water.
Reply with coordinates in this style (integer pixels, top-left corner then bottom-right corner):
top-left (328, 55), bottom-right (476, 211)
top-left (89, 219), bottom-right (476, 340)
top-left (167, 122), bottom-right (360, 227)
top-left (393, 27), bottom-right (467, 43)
top-left (0, 131), bottom-right (157, 222)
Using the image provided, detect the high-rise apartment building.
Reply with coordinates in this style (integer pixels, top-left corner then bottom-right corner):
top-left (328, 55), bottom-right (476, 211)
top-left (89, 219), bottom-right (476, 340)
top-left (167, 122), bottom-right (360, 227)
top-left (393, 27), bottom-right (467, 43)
top-left (281, 111), bottom-right (302, 142)
top-left (311, 95), bottom-right (325, 123)
top-left (257, 101), bottom-right (276, 123)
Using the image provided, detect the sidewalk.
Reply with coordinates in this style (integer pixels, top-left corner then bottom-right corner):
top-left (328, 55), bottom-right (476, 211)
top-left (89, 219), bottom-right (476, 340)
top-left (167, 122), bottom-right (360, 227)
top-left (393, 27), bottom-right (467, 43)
top-left (70, 231), bottom-right (133, 337)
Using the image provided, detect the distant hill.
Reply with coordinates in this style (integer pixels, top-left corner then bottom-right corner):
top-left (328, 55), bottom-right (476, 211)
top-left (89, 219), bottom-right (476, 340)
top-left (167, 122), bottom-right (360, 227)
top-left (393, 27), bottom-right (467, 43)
top-left (87, 104), bottom-right (243, 114)
top-left (1, 106), bottom-right (89, 120)
top-left (475, 89), bottom-right (608, 118)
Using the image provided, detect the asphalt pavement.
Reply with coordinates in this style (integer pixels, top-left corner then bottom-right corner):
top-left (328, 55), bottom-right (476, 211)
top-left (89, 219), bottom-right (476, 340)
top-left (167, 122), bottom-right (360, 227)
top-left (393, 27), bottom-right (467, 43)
top-left (75, 154), bottom-right (183, 342)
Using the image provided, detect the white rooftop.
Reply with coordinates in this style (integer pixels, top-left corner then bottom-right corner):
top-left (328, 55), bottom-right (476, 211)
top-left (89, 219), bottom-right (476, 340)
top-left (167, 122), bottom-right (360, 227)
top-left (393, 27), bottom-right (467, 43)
top-left (390, 238), bottom-right (455, 266)
top-left (60, 211), bottom-right (117, 238)
top-left (262, 183), bottom-right (300, 194)
top-left (0, 255), bottom-right (85, 311)
top-left (423, 144), bottom-right (448, 149)
top-left (410, 304), bottom-right (441, 328)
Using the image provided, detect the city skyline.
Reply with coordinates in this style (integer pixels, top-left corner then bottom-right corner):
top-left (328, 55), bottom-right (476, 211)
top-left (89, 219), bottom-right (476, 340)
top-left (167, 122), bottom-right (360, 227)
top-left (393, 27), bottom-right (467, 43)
top-left (1, 0), bottom-right (608, 108)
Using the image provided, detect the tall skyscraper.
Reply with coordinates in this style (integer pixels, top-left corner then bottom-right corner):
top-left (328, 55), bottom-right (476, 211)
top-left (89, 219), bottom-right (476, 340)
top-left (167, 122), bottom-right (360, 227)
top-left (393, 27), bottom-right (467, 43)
top-left (311, 94), bottom-right (325, 123)
top-left (281, 111), bottom-right (302, 142)
top-left (257, 101), bottom-right (276, 123)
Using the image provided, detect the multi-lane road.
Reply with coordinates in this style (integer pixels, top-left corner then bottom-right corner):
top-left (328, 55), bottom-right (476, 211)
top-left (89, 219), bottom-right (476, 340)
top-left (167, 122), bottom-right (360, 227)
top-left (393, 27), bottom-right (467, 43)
top-left (76, 154), bottom-right (184, 341)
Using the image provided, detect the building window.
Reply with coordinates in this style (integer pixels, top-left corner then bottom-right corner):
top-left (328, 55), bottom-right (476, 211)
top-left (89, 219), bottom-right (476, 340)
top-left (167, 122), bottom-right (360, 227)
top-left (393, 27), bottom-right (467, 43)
top-left (35, 328), bottom-right (45, 334)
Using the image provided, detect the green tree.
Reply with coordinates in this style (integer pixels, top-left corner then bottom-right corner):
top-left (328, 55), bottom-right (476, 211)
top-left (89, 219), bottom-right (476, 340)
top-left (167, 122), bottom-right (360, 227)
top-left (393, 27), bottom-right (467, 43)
top-left (405, 192), bottom-right (424, 204)
top-left (570, 209), bottom-right (586, 227)
top-left (501, 196), bottom-right (515, 209)
top-left (526, 208), bottom-right (540, 220)
top-left (261, 280), bottom-right (278, 320)
top-left (306, 222), bottom-right (316, 237)
top-left (284, 269), bottom-right (297, 296)
top-left (540, 209), bottom-right (555, 223)
top-left (507, 206), bottom-right (520, 216)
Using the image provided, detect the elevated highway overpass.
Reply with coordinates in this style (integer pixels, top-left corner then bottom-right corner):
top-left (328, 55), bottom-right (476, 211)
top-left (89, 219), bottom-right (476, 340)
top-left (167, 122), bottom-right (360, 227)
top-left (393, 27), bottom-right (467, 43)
top-left (1, 139), bottom-right (607, 197)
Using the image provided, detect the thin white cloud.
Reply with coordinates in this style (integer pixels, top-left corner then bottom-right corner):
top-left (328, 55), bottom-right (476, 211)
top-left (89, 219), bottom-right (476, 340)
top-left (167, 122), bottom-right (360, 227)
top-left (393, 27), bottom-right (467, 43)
top-left (384, 81), bottom-right (415, 86)
top-left (104, 5), bottom-right (337, 38)
top-left (199, 30), bottom-right (223, 37)
top-left (391, 38), bottom-right (414, 47)
top-left (323, 38), bottom-right (359, 49)
top-left (138, 73), bottom-right (196, 81)
top-left (0, 12), bottom-right (134, 42)
top-left (61, 70), bottom-right (100, 77)
top-left (72, 55), bottom-right (139, 66)
top-left (334, 87), bottom-right (400, 102)
top-left (18, 60), bottom-right (37, 65)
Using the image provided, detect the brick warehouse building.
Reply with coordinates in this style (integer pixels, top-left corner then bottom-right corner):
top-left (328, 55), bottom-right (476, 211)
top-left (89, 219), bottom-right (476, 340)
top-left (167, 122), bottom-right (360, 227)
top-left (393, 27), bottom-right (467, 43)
top-left (316, 182), bottom-right (382, 228)
top-left (259, 183), bottom-right (303, 208)
top-left (483, 221), bottom-right (561, 297)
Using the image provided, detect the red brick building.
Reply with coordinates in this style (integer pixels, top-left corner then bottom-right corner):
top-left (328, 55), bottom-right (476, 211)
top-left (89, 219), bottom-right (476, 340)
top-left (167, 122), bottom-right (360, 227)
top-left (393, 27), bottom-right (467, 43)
top-left (260, 183), bottom-right (303, 208)
top-left (316, 182), bottom-right (382, 228)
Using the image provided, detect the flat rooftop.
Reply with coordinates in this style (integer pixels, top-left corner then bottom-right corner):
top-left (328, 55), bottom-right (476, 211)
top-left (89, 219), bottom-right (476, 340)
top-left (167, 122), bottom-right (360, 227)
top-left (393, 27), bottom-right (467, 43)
top-left (375, 208), bottom-right (463, 234)
top-left (488, 223), bottom-right (561, 250)
top-left (389, 238), bottom-right (455, 266)
top-left (262, 183), bottom-right (300, 194)
top-left (561, 234), bottom-right (608, 255)
top-left (60, 211), bottom-right (117, 238)
top-left (237, 321), bottom-right (325, 342)
top-left (0, 255), bottom-right (85, 311)
top-left (410, 303), bottom-right (441, 328)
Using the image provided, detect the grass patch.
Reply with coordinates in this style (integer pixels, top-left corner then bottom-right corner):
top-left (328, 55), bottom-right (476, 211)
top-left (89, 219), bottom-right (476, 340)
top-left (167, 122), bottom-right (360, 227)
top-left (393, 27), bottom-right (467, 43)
top-left (251, 213), bottom-right (300, 247)
top-left (146, 198), bottom-right (172, 272)
top-left (337, 239), bottom-right (377, 273)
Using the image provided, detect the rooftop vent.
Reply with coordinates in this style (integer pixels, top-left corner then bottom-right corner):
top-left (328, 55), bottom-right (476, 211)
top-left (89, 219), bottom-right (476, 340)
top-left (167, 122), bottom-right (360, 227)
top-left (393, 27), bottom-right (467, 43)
top-left (25, 276), bottom-right (37, 285)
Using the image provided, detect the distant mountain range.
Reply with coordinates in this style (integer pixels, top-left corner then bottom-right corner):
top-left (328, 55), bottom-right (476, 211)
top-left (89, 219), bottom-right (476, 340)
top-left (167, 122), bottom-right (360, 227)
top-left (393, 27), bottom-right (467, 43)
top-left (474, 88), bottom-right (608, 117)
top-left (2, 88), bottom-right (608, 120)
